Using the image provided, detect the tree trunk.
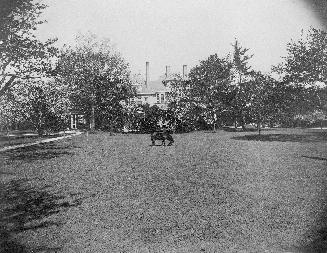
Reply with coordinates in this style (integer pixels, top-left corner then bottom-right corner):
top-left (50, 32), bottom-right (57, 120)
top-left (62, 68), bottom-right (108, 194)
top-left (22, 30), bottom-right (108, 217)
top-left (6, 125), bottom-right (11, 145)
top-left (0, 76), bottom-right (16, 98)
top-left (240, 111), bottom-right (246, 131)
top-left (90, 105), bottom-right (95, 131)
top-left (36, 115), bottom-right (44, 136)
top-left (240, 117), bottom-right (246, 131)
top-left (257, 120), bottom-right (261, 135)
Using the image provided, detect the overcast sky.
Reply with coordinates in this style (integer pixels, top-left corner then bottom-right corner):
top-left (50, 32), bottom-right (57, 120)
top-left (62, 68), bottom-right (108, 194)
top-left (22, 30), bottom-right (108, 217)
top-left (36, 0), bottom-right (324, 80)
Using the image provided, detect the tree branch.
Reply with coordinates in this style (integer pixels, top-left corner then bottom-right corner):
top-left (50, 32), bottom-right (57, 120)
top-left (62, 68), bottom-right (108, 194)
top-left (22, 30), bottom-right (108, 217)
top-left (0, 76), bottom-right (17, 97)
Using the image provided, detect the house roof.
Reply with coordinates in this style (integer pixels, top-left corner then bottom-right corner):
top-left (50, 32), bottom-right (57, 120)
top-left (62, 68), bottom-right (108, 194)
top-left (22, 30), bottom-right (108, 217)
top-left (137, 80), bottom-right (170, 94)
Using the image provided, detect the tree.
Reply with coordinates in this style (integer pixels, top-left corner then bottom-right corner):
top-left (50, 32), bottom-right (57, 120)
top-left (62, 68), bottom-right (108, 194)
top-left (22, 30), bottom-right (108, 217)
top-left (188, 54), bottom-right (233, 130)
top-left (276, 27), bottom-right (327, 85)
top-left (5, 79), bottom-right (70, 135)
top-left (274, 27), bottom-right (327, 126)
top-left (0, 0), bottom-right (57, 97)
top-left (56, 33), bottom-right (135, 131)
top-left (247, 72), bottom-right (282, 134)
top-left (163, 73), bottom-right (194, 132)
top-left (141, 104), bottom-right (165, 133)
top-left (0, 90), bottom-right (23, 133)
top-left (231, 39), bottom-right (253, 83)
top-left (229, 39), bottom-right (254, 130)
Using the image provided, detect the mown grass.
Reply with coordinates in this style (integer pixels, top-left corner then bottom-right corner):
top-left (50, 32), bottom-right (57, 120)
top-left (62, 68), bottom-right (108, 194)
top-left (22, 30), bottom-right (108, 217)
top-left (0, 128), bottom-right (327, 252)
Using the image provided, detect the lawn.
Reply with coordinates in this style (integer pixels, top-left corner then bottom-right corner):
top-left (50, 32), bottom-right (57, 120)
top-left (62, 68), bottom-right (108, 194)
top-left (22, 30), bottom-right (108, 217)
top-left (0, 128), bottom-right (327, 253)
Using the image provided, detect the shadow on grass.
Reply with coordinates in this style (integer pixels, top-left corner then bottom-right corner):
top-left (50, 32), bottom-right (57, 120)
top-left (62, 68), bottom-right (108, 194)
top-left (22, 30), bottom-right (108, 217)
top-left (297, 206), bottom-right (327, 253)
top-left (302, 156), bottom-right (327, 162)
top-left (0, 171), bottom-right (14, 175)
top-left (0, 179), bottom-right (84, 253)
top-left (222, 127), bottom-right (257, 132)
top-left (231, 131), bottom-right (327, 143)
top-left (149, 144), bottom-right (174, 147)
top-left (2, 142), bottom-right (78, 162)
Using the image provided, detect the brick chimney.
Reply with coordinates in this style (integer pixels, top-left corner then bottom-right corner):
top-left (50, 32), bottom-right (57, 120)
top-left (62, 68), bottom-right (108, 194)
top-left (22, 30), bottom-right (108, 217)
top-left (145, 61), bottom-right (149, 87)
top-left (183, 65), bottom-right (187, 79)
top-left (165, 65), bottom-right (171, 78)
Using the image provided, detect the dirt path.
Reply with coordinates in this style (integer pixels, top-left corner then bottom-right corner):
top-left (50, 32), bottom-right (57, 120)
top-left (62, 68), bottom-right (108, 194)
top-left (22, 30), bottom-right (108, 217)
top-left (0, 131), bottom-right (82, 153)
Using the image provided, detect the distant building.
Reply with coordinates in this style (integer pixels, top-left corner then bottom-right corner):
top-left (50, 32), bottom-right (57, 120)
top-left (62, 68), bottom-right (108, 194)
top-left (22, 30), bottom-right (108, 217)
top-left (69, 109), bottom-right (87, 130)
top-left (127, 62), bottom-right (188, 110)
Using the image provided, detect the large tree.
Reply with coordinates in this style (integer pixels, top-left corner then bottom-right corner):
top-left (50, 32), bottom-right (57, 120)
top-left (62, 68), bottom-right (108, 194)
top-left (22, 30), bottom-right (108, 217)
top-left (274, 27), bottom-right (327, 126)
top-left (56, 33), bottom-right (135, 131)
top-left (0, 0), bottom-right (57, 97)
top-left (246, 72), bottom-right (284, 134)
top-left (188, 54), bottom-right (233, 129)
top-left (277, 27), bottom-right (327, 85)
top-left (1, 79), bottom-right (71, 134)
top-left (229, 39), bottom-right (254, 129)
top-left (0, 89), bottom-right (22, 132)
top-left (163, 73), bottom-right (195, 132)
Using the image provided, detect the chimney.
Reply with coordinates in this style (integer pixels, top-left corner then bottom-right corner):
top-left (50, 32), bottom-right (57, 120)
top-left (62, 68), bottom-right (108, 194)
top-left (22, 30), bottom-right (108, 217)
top-left (165, 65), bottom-right (171, 78)
top-left (145, 61), bottom-right (149, 87)
top-left (183, 65), bottom-right (187, 79)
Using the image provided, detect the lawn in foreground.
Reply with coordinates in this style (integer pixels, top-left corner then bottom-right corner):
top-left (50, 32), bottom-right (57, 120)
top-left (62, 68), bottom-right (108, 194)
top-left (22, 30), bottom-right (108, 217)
top-left (0, 128), bottom-right (327, 252)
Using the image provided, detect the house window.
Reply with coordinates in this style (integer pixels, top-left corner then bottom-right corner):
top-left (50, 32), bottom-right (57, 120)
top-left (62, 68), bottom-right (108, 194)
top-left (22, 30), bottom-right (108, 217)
top-left (144, 97), bottom-right (148, 102)
top-left (161, 94), bottom-right (164, 103)
top-left (156, 94), bottom-right (160, 103)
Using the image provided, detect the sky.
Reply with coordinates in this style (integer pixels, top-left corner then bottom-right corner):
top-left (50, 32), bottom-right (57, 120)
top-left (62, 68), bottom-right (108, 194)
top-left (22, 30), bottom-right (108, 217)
top-left (36, 0), bottom-right (325, 81)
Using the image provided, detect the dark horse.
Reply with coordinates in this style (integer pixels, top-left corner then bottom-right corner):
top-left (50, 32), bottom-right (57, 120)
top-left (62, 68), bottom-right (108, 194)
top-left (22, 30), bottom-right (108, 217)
top-left (151, 129), bottom-right (174, 146)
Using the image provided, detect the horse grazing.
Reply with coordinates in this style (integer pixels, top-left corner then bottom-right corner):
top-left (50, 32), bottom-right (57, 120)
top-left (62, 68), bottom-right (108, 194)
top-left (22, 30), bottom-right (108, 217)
top-left (151, 130), bottom-right (174, 146)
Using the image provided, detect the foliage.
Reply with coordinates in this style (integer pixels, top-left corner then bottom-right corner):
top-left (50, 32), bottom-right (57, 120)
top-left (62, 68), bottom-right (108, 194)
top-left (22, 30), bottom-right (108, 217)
top-left (6, 80), bottom-right (70, 134)
top-left (229, 39), bottom-right (254, 129)
top-left (231, 39), bottom-right (253, 80)
top-left (56, 33), bottom-right (135, 131)
top-left (141, 105), bottom-right (165, 132)
top-left (164, 73), bottom-right (189, 104)
top-left (133, 104), bottom-right (165, 133)
top-left (163, 73), bottom-right (196, 131)
top-left (246, 72), bottom-right (283, 133)
top-left (0, 89), bottom-right (23, 131)
top-left (123, 103), bottom-right (184, 133)
top-left (0, 0), bottom-right (57, 97)
top-left (275, 27), bottom-right (327, 85)
top-left (188, 54), bottom-right (233, 128)
top-left (274, 27), bottom-right (327, 125)
top-left (184, 40), bottom-right (255, 130)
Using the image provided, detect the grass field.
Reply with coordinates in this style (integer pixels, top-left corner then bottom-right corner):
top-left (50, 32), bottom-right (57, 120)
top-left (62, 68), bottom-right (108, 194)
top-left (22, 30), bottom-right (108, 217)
top-left (0, 128), bottom-right (327, 253)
